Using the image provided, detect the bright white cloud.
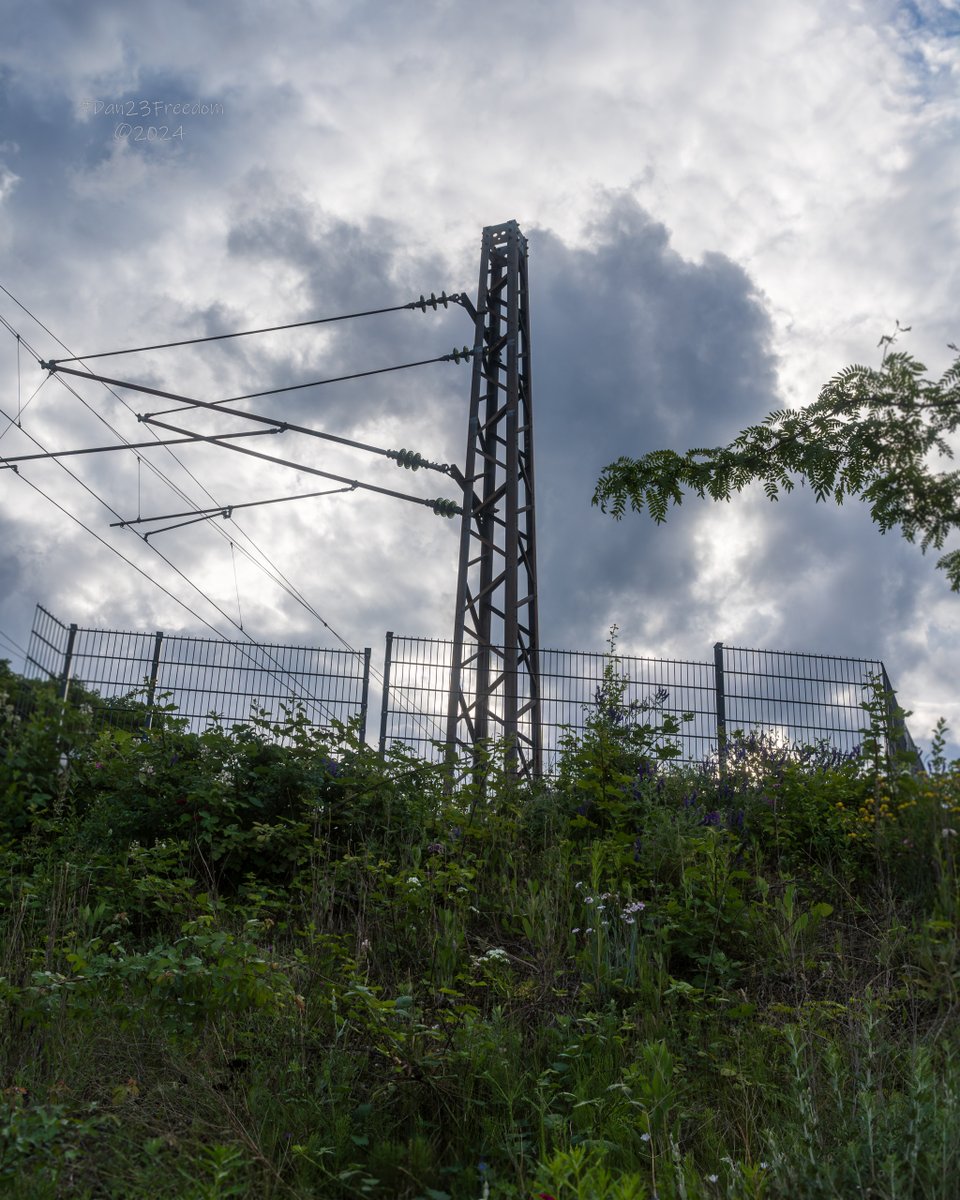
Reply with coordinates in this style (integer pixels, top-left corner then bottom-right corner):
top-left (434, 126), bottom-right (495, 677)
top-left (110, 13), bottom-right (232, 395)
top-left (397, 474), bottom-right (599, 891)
top-left (0, 0), bottom-right (957, 757)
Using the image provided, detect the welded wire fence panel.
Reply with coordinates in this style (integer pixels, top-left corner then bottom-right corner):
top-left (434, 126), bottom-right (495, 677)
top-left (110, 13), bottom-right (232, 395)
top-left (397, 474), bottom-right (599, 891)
top-left (719, 644), bottom-right (881, 757)
top-left (150, 637), bottom-right (370, 735)
top-left (25, 605), bottom-right (370, 737)
top-left (24, 605), bottom-right (72, 687)
top-left (537, 648), bottom-right (717, 772)
top-left (26, 608), bottom-right (918, 768)
top-left (377, 633), bottom-right (451, 760)
top-left (380, 637), bottom-right (718, 771)
top-left (380, 635), bottom-right (919, 773)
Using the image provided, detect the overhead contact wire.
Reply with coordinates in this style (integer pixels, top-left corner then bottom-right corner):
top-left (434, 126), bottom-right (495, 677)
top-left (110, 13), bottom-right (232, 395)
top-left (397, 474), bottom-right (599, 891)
top-left (45, 291), bottom-right (469, 364)
top-left (0, 288), bottom-right (453, 739)
top-left (44, 350), bottom-right (473, 414)
top-left (0, 401), bottom-right (341, 722)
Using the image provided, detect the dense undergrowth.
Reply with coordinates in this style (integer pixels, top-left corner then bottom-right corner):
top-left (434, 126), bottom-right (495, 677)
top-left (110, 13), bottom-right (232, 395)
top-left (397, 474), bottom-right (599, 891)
top-left (1, 656), bottom-right (958, 1199)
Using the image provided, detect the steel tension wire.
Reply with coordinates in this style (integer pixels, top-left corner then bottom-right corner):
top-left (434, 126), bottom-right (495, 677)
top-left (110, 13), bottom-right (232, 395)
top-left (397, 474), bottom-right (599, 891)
top-left (0, 427), bottom-right (278, 469)
top-left (44, 291), bottom-right (475, 365)
top-left (41, 358), bottom-right (468, 484)
top-left (1, 284), bottom-right (442, 736)
top-left (42, 349), bottom-right (474, 416)
top-left (141, 416), bottom-right (463, 517)
top-left (111, 484), bottom-right (358, 533)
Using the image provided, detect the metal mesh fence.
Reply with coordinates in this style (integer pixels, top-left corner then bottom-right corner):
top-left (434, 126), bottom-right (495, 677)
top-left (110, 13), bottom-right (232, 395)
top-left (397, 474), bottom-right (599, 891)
top-left (25, 605), bottom-right (371, 737)
top-left (379, 635), bottom-right (721, 770)
top-left (24, 607), bottom-right (918, 768)
top-left (377, 632), bottom-right (451, 756)
top-left (537, 647), bottom-right (717, 771)
top-left (719, 644), bottom-right (883, 756)
top-left (379, 634), bottom-right (919, 772)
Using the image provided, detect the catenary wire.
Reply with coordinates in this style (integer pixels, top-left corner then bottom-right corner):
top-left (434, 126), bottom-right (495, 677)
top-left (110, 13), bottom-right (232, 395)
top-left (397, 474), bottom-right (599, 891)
top-left (45, 291), bottom-right (469, 364)
top-left (1, 294), bottom-right (437, 728)
top-left (44, 349), bottom-right (474, 415)
top-left (0, 405), bottom-right (343, 723)
top-left (0, 291), bottom-right (449, 741)
top-left (0, 304), bottom-right (356, 632)
top-left (0, 627), bottom-right (29, 666)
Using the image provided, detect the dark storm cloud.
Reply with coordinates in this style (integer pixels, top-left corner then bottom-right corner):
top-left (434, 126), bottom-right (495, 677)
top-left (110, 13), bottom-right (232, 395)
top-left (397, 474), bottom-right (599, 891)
top-left (223, 186), bottom-right (472, 444)
top-left (524, 193), bottom-right (942, 686)
top-left (528, 194), bottom-right (779, 648)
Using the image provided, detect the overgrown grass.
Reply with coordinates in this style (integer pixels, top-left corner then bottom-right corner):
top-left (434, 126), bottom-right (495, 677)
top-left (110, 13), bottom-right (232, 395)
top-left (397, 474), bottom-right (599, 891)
top-left (1, 660), bottom-right (958, 1198)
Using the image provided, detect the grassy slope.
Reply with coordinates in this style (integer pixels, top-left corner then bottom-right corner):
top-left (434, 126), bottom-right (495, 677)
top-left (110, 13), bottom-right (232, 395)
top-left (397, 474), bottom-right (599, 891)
top-left (1, 670), bottom-right (958, 1200)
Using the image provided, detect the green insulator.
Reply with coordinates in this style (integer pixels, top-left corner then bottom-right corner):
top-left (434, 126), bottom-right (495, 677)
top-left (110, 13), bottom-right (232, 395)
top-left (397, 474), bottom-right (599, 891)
top-left (450, 345), bottom-right (473, 364)
top-left (431, 497), bottom-right (460, 518)
top-left (392, 448), bottom-right (424, 470)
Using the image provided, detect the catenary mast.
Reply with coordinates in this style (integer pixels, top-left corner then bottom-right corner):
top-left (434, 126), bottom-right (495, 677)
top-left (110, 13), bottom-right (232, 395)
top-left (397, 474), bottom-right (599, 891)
top-left (446, 221), bottom-right (541, 777)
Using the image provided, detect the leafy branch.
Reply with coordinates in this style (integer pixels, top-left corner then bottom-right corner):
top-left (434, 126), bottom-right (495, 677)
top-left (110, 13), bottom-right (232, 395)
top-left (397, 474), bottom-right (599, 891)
top-left (593, 347), bottom-right (960, 589)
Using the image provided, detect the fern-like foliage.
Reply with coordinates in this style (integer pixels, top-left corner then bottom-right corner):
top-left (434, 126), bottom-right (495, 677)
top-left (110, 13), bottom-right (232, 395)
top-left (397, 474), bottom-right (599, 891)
top-left (593, 347), bottom-right (960, 591)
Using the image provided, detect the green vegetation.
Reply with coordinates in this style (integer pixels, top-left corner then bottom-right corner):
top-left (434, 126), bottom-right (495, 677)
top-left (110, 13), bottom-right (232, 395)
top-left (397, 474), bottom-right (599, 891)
top-left (1, 655), bottom-right (958, 1199)
top-left (593, 343), bottom-right (960, 591)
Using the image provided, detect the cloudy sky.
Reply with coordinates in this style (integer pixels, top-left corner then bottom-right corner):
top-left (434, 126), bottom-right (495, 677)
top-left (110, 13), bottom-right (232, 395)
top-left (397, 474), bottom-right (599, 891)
top-left (1, 0), bottom-right (958, 759)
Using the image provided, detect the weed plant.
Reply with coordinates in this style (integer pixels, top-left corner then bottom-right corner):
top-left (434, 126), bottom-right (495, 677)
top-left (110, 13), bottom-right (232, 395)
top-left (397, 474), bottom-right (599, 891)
top-left (0, 654), bottom-right (958, 1198)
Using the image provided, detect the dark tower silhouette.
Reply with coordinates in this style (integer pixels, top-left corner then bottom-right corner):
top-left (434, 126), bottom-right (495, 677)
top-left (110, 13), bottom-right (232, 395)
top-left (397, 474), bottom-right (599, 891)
top-left (446, 221), bottom-right (541, 776)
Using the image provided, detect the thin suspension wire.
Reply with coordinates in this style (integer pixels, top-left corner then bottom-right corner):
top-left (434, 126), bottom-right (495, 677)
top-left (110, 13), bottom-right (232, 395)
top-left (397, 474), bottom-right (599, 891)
top-left (1, 348), bottom-right (440, 744)
top-left (111, 484), bottom-right (356, 532)
top-left (0, 372), bottom-right (48, 443)
top-left (0, 405), bottom-right (341, 720)
top-left (0, 289), bottom-right (452, 739)
top-left (7, 324), bottom-right (366, 660)
top-left (7, 422), bottom-right (438, 739)
top-left (10, 470), bottom-right (234, 641)
top-left (0, 626), bottom-right (29, 663)
top-left (46, 292), bottom-right (467, 364)
top-left (0, 313), bottom-right (338, 635)
top-left (0, 427), bottom-right (277, 469)
top-left (46, 349), bottom-right (473, 414)
top-left (230, 542), bottom-right (243, 631)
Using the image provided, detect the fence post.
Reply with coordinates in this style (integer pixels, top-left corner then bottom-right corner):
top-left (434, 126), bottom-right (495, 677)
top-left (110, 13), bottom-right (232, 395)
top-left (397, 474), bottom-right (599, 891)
top-left (144, 631), bottom-right (164, 730)
top-left (59, 623), bottom-right (78, 702)
top-left (713, 641), bottom-right (727, 773)
top-left (378, 631), bottom-right (394, 757)
top-left (880, 664), bottom-right (924, 772)
top-left (359, 647), bottom-right (371, 742)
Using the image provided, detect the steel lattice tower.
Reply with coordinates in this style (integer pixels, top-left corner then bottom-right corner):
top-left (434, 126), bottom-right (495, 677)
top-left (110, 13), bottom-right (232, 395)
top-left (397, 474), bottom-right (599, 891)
top-left (446, 221), bottom-right (541, 776)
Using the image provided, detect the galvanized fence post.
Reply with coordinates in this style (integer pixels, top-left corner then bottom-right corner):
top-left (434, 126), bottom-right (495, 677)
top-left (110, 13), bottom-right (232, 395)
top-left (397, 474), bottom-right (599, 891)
top-left (379, 631), bottom-right (394, 757)
top-left (714, 641), bottom-right (727, 773)
top-left (881, 664), bottom-right (924, 772)
top-left (144, 631), bottom-right (164, 730)
top-left (59, 623), bottom-right (78, 702)
top-left (360, 647), bottom-right (372, 742)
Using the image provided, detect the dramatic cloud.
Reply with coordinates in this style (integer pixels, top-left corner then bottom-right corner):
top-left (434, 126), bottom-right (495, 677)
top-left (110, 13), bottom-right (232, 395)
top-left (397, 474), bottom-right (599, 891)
top-left (1, 0), bottom-right (957, 756)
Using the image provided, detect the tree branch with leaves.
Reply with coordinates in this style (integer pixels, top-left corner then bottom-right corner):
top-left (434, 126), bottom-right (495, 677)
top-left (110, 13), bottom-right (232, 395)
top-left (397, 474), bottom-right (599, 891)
top-left (593, 343), bottom-right (960, 590)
